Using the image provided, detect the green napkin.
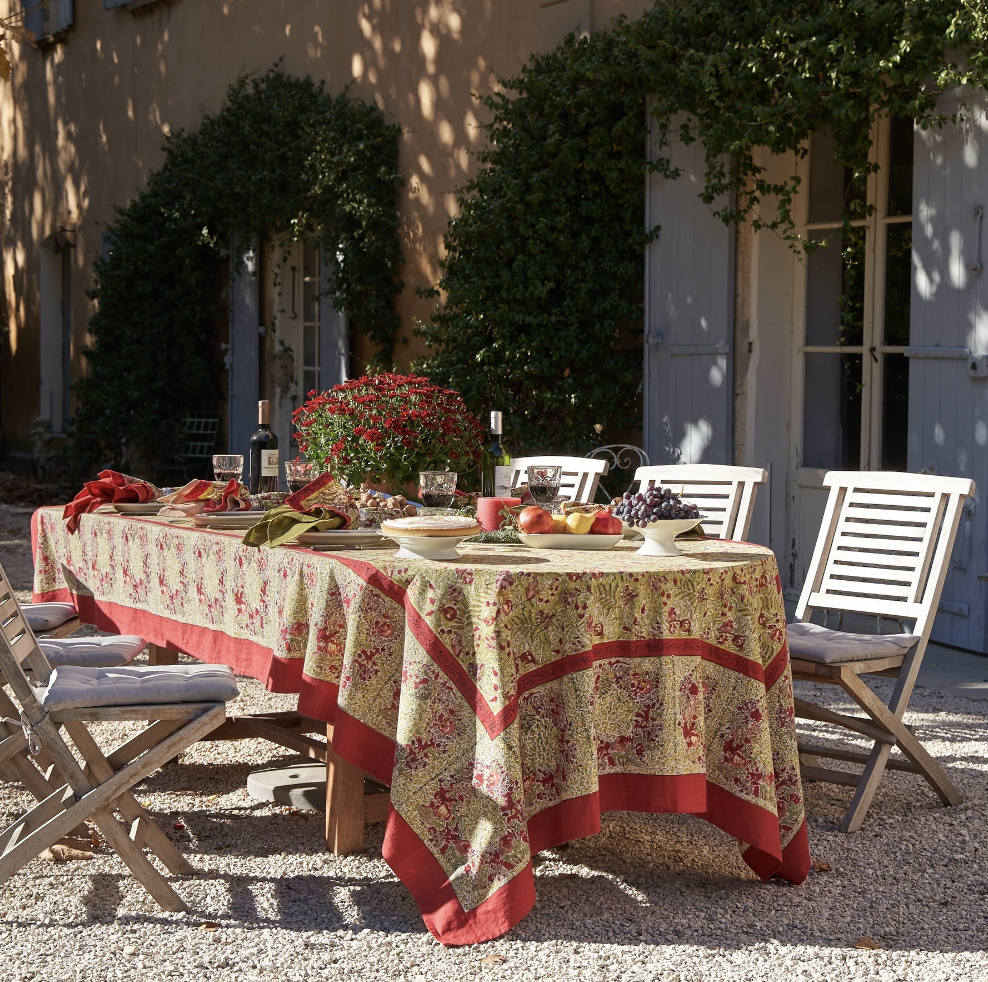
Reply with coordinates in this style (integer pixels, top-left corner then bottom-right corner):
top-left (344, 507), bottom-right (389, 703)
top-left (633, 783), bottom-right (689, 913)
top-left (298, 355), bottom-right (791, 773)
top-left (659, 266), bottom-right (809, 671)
top-left (241, 505), bottom-right (346, 548)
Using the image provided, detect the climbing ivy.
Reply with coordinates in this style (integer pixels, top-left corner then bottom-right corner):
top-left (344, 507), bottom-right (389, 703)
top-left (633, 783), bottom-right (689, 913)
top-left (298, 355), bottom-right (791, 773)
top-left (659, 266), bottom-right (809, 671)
top-left (73, 68), bottom-right (402, 476)
top-left (417, 0), bottom-right (988, 451)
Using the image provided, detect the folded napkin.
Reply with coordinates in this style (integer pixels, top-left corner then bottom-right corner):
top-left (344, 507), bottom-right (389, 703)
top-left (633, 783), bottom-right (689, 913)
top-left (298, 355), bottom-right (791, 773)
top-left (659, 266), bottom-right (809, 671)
top-left (157, 478), bottom-right (250, 518)
top-left (242, 474), bottom-right (358, 548)
top-left (63, 470), bottom-right (159, 533)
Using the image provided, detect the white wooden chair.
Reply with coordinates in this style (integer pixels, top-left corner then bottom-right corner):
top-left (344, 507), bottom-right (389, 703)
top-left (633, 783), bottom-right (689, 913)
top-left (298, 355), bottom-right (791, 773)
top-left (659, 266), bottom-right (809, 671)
top-left (632, 464), bottom-right (768, 540)
top-left (789, 470), bottom-right (974, 832)
top-left (0, 562), bottom-right (238, 910)
top-left (509, 456), bottom-right (609, 504)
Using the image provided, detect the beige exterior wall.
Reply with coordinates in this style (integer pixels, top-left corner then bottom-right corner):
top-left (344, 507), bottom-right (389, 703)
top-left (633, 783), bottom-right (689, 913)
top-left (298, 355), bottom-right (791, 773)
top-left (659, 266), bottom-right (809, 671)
top-left (0, 0), bottom-right (649, 460)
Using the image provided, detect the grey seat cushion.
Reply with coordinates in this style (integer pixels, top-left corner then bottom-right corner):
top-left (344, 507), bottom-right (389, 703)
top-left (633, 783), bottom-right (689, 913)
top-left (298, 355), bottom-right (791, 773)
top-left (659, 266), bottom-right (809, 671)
top-left (41, 664), bottom-right (240, 712)
top-left (787, 622), bottom-right (919, 664)
top-left (23, 602), bottom-right (79, 632)
top-left (39, 635), bottom-right (147, 668)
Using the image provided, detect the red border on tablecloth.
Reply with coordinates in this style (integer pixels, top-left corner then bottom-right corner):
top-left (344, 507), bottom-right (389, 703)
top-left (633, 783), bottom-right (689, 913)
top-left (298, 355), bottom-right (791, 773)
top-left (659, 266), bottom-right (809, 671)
top-left (29, 588), bottom-right (300, 693)
top-left (300, 674), bottom-right (810, 945)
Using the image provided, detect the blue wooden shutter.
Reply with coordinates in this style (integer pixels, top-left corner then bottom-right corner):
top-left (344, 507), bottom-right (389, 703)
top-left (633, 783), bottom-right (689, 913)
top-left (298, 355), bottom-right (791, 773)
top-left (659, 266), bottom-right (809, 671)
top-left (910, 89), bottom-right (988, 652)
top-left (644, 113), bottom-right (734, 464)
top-left (228, 237), bottom-right (260, 457)
top-left (318, 250), bottom-right (347, 392)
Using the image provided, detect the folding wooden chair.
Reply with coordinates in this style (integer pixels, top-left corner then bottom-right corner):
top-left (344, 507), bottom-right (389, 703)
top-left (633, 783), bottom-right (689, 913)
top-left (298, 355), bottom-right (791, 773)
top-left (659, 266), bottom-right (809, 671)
top-left (509, 456), bottom-right (609, 503)
top-left (0, 566), bottom-right (238, 911)
top-left (632, 464), bottom-right (768, 541)
top-left (789, 470), bottom-right (974, 832)
top-left (21, 601), bottom-right (82, 639)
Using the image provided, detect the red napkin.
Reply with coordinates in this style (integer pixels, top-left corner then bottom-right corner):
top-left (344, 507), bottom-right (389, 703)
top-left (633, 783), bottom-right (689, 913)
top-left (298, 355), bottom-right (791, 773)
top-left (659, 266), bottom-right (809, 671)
top-left (203, 479), bottom-right (251, 512)
top-left (63, 470), bottom-right (159, 533)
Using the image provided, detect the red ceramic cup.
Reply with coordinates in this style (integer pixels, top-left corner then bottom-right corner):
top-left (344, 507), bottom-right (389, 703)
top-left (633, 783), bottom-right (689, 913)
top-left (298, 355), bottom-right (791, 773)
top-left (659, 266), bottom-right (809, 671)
top-left (477, 496), bottom-right (521, 532)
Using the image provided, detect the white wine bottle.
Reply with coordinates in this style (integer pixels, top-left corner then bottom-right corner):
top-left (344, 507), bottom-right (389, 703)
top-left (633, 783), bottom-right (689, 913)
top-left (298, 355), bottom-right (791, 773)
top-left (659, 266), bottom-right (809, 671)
top-left (481, 410), bottom-right (511, 497)
top-left (249, 399), bottom-right (280, 494)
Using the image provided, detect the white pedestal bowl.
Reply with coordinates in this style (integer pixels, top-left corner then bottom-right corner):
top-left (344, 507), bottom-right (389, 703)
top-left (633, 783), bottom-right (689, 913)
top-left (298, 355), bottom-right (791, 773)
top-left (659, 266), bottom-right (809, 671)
top-left (630, 519), bottom-right (702, 557)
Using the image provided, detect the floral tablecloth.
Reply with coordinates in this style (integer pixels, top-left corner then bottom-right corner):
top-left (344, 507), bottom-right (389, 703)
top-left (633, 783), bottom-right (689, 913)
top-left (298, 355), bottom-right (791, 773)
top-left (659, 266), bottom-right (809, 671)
top-left (32, 507), bottom-right (809, 943)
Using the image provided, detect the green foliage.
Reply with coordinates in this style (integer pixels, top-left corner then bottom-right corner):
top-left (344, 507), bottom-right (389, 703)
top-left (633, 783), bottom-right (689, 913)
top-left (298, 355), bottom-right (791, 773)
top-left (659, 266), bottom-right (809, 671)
top-left (73, 68), bottom-right (403, 477)
top-left (417, 0), bottom-right (988, 451)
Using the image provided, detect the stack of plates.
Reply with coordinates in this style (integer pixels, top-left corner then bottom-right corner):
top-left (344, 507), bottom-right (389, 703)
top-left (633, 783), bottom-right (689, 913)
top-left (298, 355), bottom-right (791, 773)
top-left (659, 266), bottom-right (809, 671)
top-left (192, 511), bottom-right (266, 530)
top-left (296, 530), bottom-right (387, 549)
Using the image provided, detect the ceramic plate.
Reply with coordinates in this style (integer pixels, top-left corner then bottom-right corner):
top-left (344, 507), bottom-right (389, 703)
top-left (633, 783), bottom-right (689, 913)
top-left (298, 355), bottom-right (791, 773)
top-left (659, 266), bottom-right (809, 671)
top-left (517, 533), bottom-right (623, 551)
top-left (192, 511), bottom-right (266, 530)
top-left (296, 530), bottom-right (388, 549)
top-left (112, 502), bottom-right (165, 515)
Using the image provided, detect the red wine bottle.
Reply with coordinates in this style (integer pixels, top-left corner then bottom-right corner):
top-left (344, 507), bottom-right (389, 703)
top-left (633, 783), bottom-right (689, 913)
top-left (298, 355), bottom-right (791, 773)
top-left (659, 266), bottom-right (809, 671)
top-left (249, 400), bottom-right (279, 494)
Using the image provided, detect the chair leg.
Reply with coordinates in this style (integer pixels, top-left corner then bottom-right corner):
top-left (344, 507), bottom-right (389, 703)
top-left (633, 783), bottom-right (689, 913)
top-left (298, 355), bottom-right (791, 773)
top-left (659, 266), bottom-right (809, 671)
top-left (839, 742), bottom-right (894, 833)
top-left (64, 721), bottom-right (194, 876)
top-left (836, 668), bottom-right (961, 825)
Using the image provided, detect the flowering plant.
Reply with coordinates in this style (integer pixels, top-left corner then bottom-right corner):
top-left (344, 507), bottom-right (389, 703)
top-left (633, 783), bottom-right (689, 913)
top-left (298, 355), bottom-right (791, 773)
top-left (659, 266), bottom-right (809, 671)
top-left (292, 373), bottom-right (485, 492)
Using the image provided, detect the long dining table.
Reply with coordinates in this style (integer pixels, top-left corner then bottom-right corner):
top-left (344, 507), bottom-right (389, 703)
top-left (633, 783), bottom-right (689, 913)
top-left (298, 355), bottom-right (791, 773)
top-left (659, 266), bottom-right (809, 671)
top-left (32, 506), bottom-right (810, 944)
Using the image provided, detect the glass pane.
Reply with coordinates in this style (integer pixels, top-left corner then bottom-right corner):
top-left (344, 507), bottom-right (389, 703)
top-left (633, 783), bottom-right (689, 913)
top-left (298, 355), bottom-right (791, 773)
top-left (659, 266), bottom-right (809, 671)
top-left (805, 229), bottom-right (865, 347)
top-left (886, 116), bottom-right (914, 218)
top-left (809, 130), bottom-right (866, 224)
top-left (303, 324), bottom-right (317, 368)
top-left (881, 353), bottom-right (909, 470)
top-left (304, 369), bottom-right (318, 398)
top-left (883, 223), bottom-right (911, 346)
top-left (803, 353), bottom-right (863, 469)
top-left (303, 243), bottom-right (320, 322)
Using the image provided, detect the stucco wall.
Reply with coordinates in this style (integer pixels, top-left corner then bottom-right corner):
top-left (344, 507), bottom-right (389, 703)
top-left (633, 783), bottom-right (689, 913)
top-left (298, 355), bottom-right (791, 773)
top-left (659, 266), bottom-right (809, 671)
top-left (0, 0), bottom-right (649, 458)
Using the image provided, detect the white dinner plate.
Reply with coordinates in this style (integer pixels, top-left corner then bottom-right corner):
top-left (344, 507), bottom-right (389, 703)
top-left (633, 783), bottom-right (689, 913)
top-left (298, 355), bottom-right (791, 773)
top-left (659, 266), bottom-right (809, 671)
top-left (112, 502), bottom-right (165, 515)
top-left (516, 533), bottom-right (623, 551)
top-left (192, 511), bottom-right (266, 530)
top-left (296, 530), bottom-right (388, 549)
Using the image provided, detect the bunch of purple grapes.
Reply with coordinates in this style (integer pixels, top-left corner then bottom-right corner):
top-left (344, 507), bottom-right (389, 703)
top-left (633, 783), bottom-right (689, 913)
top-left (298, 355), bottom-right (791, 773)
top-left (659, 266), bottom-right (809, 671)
top-left (612, 486), bottom-right (701, 528)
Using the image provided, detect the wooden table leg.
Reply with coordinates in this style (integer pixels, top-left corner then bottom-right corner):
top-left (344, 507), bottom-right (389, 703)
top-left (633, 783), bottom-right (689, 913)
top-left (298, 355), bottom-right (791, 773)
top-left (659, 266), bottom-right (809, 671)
top-left (148, 643), bottom-right (180, 666)
top-left (325, 723), bottom-right (365, 855)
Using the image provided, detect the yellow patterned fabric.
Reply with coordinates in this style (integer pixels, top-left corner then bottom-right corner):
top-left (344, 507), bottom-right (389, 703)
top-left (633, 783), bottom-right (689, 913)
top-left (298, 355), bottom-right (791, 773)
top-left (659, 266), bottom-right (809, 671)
top-left (32, 507), bottom-right (808, 943)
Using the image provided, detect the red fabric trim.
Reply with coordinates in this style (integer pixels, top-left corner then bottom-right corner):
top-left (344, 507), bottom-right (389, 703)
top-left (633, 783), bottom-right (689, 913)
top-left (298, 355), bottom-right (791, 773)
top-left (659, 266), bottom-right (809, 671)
top-left (380, 771), bottom-right (809, 945)
top-left (763, 641), bottom-right (790, 692)
top-left (329, 706), bottom-right (397, 788)
top-left (298, 674), bottom-right (341, 726)
top-left (32, 589), bottom-right (300, 693)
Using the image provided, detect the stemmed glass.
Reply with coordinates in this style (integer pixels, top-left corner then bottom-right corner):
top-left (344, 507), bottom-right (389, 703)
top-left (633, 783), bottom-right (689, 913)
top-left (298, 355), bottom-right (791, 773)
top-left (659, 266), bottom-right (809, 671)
top-left (419, 471), bottom-right (458, 513)
top-left (212, 455), bottom-right (244, 484)
top-left (527, 464), bottom-right (562, 510)
top-left (285, 458), bottom-right (321, 493)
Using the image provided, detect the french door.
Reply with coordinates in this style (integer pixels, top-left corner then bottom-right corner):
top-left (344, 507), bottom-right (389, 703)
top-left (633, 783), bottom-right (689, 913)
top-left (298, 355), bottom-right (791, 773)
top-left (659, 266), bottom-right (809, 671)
top-left (788, 116), bottom-right (914, 590)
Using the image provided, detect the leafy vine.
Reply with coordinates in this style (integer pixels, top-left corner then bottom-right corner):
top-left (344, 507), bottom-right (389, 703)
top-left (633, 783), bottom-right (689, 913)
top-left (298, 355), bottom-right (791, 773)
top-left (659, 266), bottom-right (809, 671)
top-left (417, 0), bottom-right (988, 451)
top-left (73, 68), bottom-right (403, 476)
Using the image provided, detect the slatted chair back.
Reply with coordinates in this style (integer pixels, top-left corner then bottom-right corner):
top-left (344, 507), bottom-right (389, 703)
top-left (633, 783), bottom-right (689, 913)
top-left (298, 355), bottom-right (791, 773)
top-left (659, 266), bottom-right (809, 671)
top-left (0, 562), bottom-right (55, 684)
top-left (509, 456), bottom-right (609, 504)
top-left (632, 464), bottom-right (768, 541)
top-left (794, 471), bottom-right (974, 640)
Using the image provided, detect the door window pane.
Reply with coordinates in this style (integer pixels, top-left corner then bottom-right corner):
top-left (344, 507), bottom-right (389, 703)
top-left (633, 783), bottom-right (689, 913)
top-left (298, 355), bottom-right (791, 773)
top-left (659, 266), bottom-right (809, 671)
top-left (881, 354), bottom-right (909, 470)
top-left (809, 131), bottom-right (866, 223)
top-left (887, 117), bottom-right (914, 218)
top-left (883, 223), bottom-right (911, 346)
top-left (805, 229), bottom-right (865, 347)
top-left (803, 353), bottom-right (863, 468)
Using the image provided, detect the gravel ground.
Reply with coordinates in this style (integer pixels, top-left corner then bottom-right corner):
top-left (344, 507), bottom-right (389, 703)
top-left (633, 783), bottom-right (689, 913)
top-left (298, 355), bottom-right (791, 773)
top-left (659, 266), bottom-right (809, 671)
top-left (1, 501), bottom-right (987, 981)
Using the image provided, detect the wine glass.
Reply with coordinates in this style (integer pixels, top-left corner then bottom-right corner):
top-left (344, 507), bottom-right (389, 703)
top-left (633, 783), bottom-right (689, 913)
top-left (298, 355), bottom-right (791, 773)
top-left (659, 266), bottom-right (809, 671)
top-left (419, 471), bottom-right (457, 513)
top-left (212, 454), bottom-right (244, 484)
top-left (285, 457), bottom-right (320, 493)
top-left (527, 465), bottom-right (562, 510)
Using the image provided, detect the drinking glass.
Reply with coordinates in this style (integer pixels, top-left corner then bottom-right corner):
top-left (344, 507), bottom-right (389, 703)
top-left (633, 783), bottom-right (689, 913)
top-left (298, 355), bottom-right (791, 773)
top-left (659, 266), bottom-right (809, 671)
top-left (212, 454), bottom-right (244, 484)
top-left (527, 464), bottom-right (562, 510)
top-left (285, 457), bottom-right (320, 493)
top-left (419, 471), bottom-right (457, 512)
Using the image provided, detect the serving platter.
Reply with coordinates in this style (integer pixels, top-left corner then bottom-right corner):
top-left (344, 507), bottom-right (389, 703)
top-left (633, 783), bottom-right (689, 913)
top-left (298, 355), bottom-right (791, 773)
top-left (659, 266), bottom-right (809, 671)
top-left (296, 529), bottom-right (388, 549)
top-left (389, 534), bottom-right (473, 561)
top-left (517, 533), bottom-right (623, 551)
top-left (112, 502), bottom-right (165, 516)
top-left (192, 511), bottom-right (266, 530)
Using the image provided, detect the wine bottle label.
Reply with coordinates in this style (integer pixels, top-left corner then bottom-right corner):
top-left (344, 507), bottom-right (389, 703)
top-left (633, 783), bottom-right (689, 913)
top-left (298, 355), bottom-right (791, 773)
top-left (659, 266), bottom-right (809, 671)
top-left (494, 465), bottom-right (512, 497)
top-left (261, 450), bottom-right (280, 477)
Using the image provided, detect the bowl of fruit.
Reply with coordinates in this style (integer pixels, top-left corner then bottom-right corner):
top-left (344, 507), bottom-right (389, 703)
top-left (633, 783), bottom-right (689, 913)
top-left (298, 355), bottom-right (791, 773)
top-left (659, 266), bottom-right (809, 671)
top-left (611, 487), bottom-right (702, 557)
top-left (515, 503), bottom-right (623, 550)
